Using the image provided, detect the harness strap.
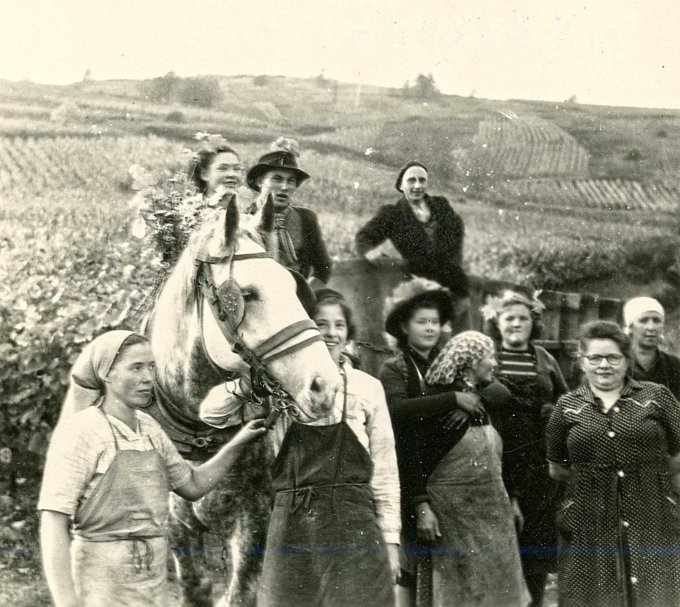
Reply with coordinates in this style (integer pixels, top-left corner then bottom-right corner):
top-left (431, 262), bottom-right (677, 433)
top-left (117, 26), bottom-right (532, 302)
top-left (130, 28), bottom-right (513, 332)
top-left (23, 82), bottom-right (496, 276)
top-left (261, 334), bottom-right (324, 364)
top-left (252, 319), bottom-right (317, 358)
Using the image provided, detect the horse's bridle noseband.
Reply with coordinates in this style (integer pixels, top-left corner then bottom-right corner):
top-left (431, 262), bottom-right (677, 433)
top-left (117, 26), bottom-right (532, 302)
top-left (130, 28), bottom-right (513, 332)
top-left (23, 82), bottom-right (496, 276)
top-left (195, 248), bottom-right (323, 425)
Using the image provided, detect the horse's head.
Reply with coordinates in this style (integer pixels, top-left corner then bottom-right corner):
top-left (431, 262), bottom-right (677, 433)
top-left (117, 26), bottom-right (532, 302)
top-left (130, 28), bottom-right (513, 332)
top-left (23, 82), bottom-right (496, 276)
top-left (151, 195), bottom-right (340, 421)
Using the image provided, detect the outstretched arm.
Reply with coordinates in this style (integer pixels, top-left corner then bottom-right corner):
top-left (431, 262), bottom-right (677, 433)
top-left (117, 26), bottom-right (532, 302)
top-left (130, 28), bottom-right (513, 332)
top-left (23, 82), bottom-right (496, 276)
top-left (41, 510), bottom-right (78, 607)
top-left (174, 419), bottom-right (267, 501)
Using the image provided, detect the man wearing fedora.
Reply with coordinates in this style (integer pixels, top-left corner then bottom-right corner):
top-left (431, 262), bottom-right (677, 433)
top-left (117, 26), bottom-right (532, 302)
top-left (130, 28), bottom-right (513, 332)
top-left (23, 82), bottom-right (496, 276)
top-left (246, 139), bottom-right (332, 288)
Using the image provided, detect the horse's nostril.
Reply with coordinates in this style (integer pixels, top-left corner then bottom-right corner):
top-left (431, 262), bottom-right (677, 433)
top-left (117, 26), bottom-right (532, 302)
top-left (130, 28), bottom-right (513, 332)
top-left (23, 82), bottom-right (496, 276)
top-left (310, 376), bottom-right (325, 394)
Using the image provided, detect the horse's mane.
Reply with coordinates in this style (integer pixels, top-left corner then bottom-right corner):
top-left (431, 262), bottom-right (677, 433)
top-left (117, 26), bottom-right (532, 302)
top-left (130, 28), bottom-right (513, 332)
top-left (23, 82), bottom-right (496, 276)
top-left (164, 210), bottom-right (266, 316)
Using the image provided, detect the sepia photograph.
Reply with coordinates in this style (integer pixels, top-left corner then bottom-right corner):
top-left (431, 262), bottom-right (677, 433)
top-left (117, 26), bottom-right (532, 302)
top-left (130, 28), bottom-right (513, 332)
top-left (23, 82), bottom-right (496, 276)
top-left (1, 1), bottom-right (680, 605)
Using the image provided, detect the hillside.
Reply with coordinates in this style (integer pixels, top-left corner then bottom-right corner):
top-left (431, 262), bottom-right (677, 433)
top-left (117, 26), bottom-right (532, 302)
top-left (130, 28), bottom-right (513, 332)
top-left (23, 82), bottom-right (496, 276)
top-left (0, 75), bottom-right (679, 603)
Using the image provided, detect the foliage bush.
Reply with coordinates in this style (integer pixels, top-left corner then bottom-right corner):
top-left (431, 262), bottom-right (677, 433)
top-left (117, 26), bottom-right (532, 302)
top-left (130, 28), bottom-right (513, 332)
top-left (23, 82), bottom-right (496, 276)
top-left (165, 110), bottom-right (186, 123)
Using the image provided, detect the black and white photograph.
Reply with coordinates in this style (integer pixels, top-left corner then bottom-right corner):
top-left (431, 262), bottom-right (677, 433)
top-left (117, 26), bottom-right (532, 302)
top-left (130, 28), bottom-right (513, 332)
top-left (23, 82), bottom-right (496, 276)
top-left (1, 1), bottom-right (680, 605)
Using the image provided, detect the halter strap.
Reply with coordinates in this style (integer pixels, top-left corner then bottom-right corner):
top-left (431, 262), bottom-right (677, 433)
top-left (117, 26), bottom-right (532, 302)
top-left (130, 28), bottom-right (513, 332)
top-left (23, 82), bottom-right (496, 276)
top-left (252, 319), bottom-right (319, 359)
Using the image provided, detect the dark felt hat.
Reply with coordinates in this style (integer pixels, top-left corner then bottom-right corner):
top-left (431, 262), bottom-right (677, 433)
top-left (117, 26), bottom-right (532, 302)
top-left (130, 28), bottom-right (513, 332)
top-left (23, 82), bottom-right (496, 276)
top-left (246, 151), bottom-right (310, 192)
top-left (384, 277), bottom-right (453, 338)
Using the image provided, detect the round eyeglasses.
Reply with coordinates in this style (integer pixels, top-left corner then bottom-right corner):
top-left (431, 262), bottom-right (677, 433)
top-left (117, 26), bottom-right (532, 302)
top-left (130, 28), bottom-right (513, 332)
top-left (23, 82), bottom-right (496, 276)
top-left (582, 354), bottom-right (625, 366)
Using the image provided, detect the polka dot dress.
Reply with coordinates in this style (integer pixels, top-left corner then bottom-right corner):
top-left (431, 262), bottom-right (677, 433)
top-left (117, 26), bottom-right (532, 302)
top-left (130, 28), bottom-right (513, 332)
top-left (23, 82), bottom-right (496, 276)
top-left (546, 380), bottom-right (680, 607)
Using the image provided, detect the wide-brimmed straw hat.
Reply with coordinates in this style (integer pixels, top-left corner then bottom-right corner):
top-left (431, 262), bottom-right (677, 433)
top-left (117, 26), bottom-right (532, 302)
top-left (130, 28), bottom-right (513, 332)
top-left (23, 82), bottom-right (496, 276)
top-left (246, 150), bottom-right (310, 192)
top-left (384, 277), bottom-right (453, 339)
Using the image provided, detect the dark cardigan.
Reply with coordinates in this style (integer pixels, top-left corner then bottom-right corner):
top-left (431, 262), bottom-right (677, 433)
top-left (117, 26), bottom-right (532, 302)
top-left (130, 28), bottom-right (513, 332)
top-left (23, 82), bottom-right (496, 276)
top-left (355, 195), bottom-right (468, 297)
top-left (379, 350), bottom-right (458, 531)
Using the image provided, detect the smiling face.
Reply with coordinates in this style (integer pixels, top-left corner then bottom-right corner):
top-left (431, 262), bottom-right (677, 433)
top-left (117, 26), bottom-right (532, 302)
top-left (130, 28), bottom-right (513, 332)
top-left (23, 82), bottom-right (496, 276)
top-left (258, 169), bottom-right (299, 209)
top-left (402, 305), bottom-right (441, 355)
top-left (629, 311), bottom-right (664, 350)
top-left (105, 342), bottom-right (155, 408)
top-left (497, 303), bottom-right (533, 351)
top-left (314, 302), bottom-right (349, 365)
top-left (400, 165), bottom-right (429, 204)
top-left (201, 151), bottom-right (244, 196)
top-left (580, 338), bottom-right (629, 392)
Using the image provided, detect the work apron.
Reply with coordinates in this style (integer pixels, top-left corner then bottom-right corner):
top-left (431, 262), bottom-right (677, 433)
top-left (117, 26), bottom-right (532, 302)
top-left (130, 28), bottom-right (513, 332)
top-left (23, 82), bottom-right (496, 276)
top-left (258, 374), bottom-right (393, 607)
top-left (71, 412), bottom-right (171, 607)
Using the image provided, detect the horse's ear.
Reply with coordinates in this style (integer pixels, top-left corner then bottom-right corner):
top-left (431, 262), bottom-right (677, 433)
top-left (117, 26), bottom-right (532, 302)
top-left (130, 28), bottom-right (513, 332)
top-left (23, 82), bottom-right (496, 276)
top-left (225, 193), bottom-right (240, 246)
top-left (258, 193), bottom-right (275, 233)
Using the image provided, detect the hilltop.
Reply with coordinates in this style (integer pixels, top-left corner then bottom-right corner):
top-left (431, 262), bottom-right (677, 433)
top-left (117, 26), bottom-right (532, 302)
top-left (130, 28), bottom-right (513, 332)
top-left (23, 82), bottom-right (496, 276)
top-left (2, 74), bottom-right (680, 186)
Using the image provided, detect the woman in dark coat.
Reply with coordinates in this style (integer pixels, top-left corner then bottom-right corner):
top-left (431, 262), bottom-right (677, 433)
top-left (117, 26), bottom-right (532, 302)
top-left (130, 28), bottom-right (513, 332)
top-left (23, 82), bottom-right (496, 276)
top-left (484, 290), bottom-right (568, 606)
top-left (547, 320), bottom-right (680, 607)
top-left (356, 161), bottom-right (469, 330)
top-left (378, 278), bottom-right (489, 606)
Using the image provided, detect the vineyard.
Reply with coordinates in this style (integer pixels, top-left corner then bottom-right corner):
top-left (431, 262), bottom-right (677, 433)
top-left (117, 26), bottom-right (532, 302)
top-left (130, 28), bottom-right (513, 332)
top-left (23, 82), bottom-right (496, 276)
top-left (496, 177), bottom-right (680, 212)
top-left (1, 79), bottom-right (680, 602)
top-left (463, 113), bottom-right (590, 179)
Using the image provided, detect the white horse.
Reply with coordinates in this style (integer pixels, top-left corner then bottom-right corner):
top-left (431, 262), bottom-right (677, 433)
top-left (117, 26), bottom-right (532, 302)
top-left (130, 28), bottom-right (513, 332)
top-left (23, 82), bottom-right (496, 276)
top-left (146, 195), bottom-right (341, 606)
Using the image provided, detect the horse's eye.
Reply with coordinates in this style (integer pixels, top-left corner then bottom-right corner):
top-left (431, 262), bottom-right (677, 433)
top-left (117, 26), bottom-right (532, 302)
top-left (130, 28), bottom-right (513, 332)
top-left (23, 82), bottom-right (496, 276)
top-left (242, 289), bottom-right (259, 303)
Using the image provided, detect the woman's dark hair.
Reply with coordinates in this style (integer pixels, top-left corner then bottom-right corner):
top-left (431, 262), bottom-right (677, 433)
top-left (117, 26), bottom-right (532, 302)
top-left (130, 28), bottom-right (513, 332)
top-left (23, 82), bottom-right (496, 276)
top-left (189, 145), bottom-right (241, 193)
top-left (395, 161), bottom-right (428, 192)
top-left (313, 297), bottom-right (357, 342)
top-left (486, 301), bottom-right (544, 343)
top-left (110, 333), bottom-right (149, 370)
top-left (396, 300), bottom-right (443, 350)
top-left (578, 320), bottom-right (632, 360)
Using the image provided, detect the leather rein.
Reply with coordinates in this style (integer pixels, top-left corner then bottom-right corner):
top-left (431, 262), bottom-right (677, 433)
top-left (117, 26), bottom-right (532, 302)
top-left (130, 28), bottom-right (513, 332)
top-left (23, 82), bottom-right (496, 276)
top-left (194, 247), bottom-right (323, 426)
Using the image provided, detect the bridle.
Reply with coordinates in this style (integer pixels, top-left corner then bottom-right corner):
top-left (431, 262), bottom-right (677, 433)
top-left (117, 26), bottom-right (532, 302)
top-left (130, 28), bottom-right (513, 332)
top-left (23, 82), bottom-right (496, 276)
top-left (194, 245), bottom-right (323, 425)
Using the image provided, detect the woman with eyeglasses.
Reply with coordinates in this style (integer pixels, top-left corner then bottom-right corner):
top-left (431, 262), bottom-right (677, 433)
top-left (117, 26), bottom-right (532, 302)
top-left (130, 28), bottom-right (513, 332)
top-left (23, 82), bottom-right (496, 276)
top-left (546, 320), bottom-right (680, 607)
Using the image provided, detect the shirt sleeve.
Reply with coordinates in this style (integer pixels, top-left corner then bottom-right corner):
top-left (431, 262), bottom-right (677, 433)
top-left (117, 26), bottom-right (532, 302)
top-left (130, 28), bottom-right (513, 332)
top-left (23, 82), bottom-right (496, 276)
top-left (150, 423), bottom-right (193, 491)
top-left (199, 381), bottom-right (254, 428)
top-left (379, 361), bottom-right (458, 422)
top-left (363, 377), bottom-right (401, 545)
top-left (37, 421), bottom-right (101, 516)
top-left (545, 395), bottom-right (571, 465)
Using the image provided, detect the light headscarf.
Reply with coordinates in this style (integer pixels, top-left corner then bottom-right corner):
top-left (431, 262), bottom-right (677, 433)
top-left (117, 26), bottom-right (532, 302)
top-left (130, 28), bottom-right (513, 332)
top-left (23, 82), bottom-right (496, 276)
top-left (426, 331), bottom-right (495, 385)
top-left (60, 330), bottom-right (140, 420)
top-left (623, 297), bottom-right (665, 327)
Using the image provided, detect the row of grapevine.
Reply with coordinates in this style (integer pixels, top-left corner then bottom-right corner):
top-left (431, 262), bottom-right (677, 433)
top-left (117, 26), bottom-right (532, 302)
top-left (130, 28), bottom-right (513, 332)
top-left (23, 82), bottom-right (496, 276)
top-left (496, 178), bottom-right (680, 212)
top-left (0, 135), bottom-right (186, 195)
top-left (463, 113), bottom-right (590, 179)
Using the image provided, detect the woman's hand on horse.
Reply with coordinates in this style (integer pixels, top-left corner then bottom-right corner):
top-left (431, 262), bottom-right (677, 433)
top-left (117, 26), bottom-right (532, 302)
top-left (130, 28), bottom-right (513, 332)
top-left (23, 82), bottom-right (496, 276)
top-left (456, 392), bottom-right (485, 417)
top-left (232, 419), bottom-right (268, 446)
top-left (416, 503), bottom-right (442, 543)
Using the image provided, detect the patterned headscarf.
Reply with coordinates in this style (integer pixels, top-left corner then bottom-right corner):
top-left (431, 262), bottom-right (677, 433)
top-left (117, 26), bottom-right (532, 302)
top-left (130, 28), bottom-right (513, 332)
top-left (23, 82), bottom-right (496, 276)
top-left (426, 331), bottom-right (495, 385)
top-left (60, 330), bottom-right (139, 419)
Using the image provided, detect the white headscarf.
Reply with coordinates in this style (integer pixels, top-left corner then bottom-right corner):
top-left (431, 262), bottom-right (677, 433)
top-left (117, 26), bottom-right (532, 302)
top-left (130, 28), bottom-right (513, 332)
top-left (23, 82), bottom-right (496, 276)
top-left (59, 330), bottom-right (139, 421)
top-left (623, 297), bottom-right (665, 327)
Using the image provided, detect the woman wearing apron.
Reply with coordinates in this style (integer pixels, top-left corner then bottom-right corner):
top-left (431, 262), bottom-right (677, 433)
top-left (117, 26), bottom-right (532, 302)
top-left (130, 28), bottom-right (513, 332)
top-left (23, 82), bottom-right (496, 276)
top-left (38, 330), bottom-right (266, 607)
top-left (423, 331), bottom-right (530, 607)
top-left (257, 289), bottom-right (401, 607)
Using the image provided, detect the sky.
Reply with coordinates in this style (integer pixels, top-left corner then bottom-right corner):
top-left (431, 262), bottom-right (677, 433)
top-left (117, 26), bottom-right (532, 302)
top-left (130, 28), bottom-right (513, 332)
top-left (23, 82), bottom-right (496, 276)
top-left (1, 0), bottom-right (679, 108)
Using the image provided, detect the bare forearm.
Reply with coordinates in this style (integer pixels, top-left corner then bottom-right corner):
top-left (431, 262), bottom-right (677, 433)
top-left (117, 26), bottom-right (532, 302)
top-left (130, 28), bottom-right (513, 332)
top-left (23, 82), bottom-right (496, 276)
top-left (40, 511), bottom-right (78, 607)
top-left (182, 442), bottom-right (245, 500)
